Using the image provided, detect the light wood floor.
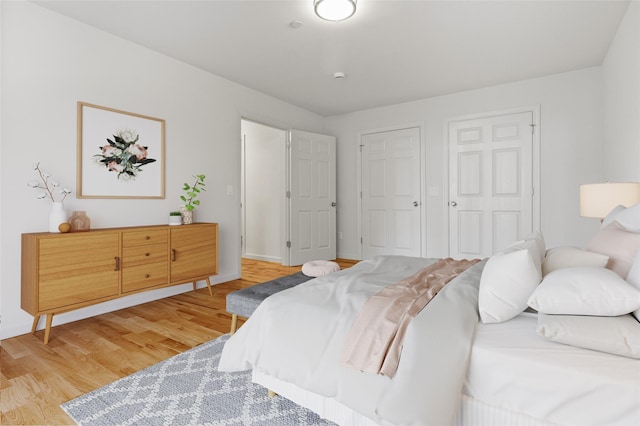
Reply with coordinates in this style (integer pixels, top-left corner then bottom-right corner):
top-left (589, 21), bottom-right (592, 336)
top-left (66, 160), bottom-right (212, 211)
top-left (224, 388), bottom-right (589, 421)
top-left (0, 258), bottom-right (358, 425)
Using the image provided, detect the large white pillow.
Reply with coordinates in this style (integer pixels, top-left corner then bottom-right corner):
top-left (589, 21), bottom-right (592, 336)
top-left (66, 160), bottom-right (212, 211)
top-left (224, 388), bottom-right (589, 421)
top-left (601, 204), bottom-right (627, 227)
top-left (524, 230), bottom-right (545, 265)
top-left (537, 313), bottom-right (640, 359)
top-left (587, 221), bottom-right (640, 279)
top-left (542, 246), bottom-right (609, 276)
top-left (479, 238), bottom-right (542, 323)
top-left (602, 203), bottom-right (640, 231)
top-left (626, 250), bottom-right (640, 321)
top-left (528, 267), bottom-right (640, 316)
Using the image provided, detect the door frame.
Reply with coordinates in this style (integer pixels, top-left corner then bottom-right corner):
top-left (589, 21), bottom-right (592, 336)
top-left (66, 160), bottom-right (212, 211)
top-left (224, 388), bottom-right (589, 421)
top-left (357, 122), bottom-right (427, 260)
top-left (442, 105), bottom-right (541, 257)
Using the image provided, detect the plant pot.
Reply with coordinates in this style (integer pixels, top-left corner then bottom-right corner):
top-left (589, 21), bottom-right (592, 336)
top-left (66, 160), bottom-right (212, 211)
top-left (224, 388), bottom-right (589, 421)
top-left (169, 215), bottom-right (182, 226)
top-left (180, 206), bottom-right (193, 225)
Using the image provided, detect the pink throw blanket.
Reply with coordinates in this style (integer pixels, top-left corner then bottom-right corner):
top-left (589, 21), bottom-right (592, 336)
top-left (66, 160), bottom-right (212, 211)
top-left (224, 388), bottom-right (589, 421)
top-left (340, 257), bottom-right (480, 377)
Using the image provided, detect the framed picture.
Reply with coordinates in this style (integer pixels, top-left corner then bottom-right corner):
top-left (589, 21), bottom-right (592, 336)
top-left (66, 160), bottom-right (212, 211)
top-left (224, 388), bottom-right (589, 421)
top-left (77, 102), bottom-right (165, 198)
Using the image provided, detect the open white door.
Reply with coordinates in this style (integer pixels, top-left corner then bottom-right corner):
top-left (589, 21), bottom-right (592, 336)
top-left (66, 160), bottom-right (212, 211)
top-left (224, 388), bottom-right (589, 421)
top-left (286, 129), bottom-right (337, 266)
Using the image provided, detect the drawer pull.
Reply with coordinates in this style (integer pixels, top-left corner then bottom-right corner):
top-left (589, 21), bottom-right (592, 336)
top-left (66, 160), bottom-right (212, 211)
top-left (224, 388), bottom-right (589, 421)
top-left (145, 236), bottom-right (150, 240)
top-left (171, 249), bottom-right (177, 261)
top-left (145, 274), bottom-right (150, 278)
top-left (114, 256), bottom-right (121, 271)
top-left (145, 252), bottom-right (150, 256)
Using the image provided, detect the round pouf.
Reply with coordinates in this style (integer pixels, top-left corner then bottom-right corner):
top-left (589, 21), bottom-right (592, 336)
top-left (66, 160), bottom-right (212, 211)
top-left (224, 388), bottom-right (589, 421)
top-left (302, 260), bottom-right (341, 277)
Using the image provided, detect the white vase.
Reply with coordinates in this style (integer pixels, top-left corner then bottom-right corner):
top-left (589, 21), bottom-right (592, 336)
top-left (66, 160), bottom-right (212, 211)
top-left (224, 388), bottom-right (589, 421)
top-left (48, 202), bottom-right (67, 233)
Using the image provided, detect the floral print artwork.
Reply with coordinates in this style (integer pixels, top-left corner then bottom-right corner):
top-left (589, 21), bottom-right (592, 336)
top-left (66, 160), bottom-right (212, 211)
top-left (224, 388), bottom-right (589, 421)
top-left (95, 129), bottom-right (156, 180)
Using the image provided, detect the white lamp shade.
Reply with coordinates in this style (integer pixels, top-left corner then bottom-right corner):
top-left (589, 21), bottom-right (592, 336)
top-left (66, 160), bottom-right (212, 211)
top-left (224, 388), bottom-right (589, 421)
top-left (579, 182), bottom-right (640, 218)
top-left (314, 0), bottom-right (357, 21)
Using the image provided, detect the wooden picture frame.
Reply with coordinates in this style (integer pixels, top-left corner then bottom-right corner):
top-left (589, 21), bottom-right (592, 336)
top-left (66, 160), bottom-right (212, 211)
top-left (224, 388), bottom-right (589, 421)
top-left (77, 102), bottom-right (165, 198)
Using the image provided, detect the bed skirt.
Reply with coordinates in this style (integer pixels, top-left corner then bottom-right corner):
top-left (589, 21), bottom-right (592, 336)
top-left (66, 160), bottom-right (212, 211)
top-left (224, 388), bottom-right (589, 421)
top-left (253, 371), bottom-right (555, 426)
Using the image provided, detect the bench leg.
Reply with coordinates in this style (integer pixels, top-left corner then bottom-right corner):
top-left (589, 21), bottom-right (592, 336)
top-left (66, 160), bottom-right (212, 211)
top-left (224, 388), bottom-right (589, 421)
top-left (267, 389), bottom-right (277, 398)
top-left (230, 314), bottom-right (238, 335)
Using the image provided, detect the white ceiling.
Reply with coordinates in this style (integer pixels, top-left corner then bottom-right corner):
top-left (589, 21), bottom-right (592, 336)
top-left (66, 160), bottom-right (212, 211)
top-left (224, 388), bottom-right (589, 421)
top-left (33, 0), bottom-right (630, 117)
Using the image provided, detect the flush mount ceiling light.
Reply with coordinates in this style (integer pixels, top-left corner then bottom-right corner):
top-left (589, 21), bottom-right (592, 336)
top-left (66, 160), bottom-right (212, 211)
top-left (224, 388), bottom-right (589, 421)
top-left (314, 0), bottom-right (357, 21)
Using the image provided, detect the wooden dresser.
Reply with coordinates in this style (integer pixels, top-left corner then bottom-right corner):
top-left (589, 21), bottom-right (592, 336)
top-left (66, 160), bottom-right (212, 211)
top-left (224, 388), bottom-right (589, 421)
top-left (21, 222), bottom-right (218, 343)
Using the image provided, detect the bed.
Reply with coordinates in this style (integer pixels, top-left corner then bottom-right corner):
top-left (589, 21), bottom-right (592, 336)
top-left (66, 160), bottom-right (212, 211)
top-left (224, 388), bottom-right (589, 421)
top-left (219, 205), bottom-right (640, 426)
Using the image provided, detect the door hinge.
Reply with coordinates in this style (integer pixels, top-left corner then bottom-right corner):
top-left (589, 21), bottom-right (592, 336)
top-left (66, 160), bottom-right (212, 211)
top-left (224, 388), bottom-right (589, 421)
top-left (530, 123), bottom-right (535, 134)
top-left (286, 241), bottom-right (291, 248)
top-left (359, 144), bottom-right (364, 152)
top-left (286, 191), bottom-right (291, 198)
top-left (360, 237), bottom-right (363, 244)
top-left (531, 186), bottom-right (535, 196)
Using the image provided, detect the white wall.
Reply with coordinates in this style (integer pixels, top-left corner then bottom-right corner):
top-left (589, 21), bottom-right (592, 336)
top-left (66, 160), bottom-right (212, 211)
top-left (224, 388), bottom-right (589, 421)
top-left (0, 1), bottom-right (324, 339)
top-left (326, 68), bottom-right (605, 259)
top-left (603, 1), bottom-right (640, 182)
top-left (241, 120), bottom-right (286, 262)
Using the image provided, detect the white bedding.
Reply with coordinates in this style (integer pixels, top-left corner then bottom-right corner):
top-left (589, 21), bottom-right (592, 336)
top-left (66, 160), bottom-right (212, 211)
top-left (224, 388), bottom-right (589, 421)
top-left (219, 255), bottom-right (485, 426)
top-left (219, 255), bottom-right (640, 426)
top-left (465, 312), bottom-right (640, 426)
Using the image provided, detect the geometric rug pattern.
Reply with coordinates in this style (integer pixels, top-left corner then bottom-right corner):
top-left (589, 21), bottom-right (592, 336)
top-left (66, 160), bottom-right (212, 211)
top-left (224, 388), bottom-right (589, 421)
top-left (61, 334), bottom-right (335, 425)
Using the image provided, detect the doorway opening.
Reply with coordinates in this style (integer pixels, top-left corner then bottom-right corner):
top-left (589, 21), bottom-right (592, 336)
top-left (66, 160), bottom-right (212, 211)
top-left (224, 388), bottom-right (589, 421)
top-left (241, 119), bottom-right (287, 264)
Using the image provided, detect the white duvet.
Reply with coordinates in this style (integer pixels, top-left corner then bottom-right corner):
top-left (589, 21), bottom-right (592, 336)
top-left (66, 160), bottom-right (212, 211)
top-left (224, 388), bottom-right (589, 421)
top-left (218, 256), bottom-right (486, 426)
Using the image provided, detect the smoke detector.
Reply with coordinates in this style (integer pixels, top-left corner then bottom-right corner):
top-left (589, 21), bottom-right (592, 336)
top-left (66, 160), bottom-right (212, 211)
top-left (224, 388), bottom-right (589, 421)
top-left (333, 72), bottom-right (346, 79)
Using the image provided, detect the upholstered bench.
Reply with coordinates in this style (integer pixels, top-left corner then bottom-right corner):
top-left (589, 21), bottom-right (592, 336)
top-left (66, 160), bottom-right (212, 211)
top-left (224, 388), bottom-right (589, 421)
top-left (226, 272), bottom-right (313, 334)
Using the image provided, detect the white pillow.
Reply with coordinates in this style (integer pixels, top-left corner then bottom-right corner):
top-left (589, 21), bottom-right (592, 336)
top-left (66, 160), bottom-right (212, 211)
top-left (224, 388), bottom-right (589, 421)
top-left (587, 221), bottom-right (640, 278)
top-left (542, 246), bottom-right (609, 276)
top-left (602, 204), bottom-right (627, 227)
top-left (524, 230), bottom-right (546, 265)
top-left (528, 267), bottom-right (640, 316)
top-left (603, 202), bottom-right (640, 231)
top-left (479, 238), bottom-right (542, 323)
top-left (537, 313), bottom-right (640, 359)
top-left (626, 250), bottom-right (640, 321)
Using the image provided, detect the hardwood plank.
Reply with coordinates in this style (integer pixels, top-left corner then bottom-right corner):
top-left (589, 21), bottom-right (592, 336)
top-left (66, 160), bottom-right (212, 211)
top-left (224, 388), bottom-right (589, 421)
top-left (0, 258), bottom-right (358, 425)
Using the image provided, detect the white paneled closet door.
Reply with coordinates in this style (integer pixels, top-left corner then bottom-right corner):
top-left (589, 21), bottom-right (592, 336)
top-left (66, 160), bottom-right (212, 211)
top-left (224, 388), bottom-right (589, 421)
top-left (286, 129), bottom-right (337, 266)
top-left (448, 111), bottom-right (535, 259)
top-left (361, 127), bottom-right (422, 259)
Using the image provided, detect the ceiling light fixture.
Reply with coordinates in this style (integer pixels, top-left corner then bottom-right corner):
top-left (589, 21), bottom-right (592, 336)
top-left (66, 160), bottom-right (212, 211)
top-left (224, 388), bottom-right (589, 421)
top-left (314, 0), bottom-right (357, 22)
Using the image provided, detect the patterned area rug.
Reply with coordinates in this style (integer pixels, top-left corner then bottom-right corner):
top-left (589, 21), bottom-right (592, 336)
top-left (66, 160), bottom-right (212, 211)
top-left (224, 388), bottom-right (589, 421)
top-left (61, 334), bottom-right (335, 425)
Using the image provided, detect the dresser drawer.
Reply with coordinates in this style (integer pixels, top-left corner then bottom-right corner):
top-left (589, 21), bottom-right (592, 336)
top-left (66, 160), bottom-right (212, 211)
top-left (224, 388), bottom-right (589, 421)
top-left (122, 262), bottom-right (168, 293)
top-left (122, 243), bottom-right (168, 268)
top-left (122, 229), bottom-right (168, 247)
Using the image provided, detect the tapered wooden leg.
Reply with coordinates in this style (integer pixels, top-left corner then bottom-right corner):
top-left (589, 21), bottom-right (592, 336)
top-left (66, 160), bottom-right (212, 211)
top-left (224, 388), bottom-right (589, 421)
top-left (31, 315), bottom-right (41, 334)
top-left (43, 313), bottom-right (54, 345)
top-left (205, 277), bottom-right (213, 296)
top-left (193, 281), bottom-right (197, 291)
top-left (230, 314), bottom-right (238, 335)
top-left (267, 390), bottom-right (277, 398)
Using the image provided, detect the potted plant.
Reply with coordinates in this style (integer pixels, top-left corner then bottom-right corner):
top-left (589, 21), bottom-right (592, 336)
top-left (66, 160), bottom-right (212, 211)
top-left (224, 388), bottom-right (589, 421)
top-left (179, 174), bottom-right (205, 224)
top-left (168, 211), bottom-right (182, 226)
